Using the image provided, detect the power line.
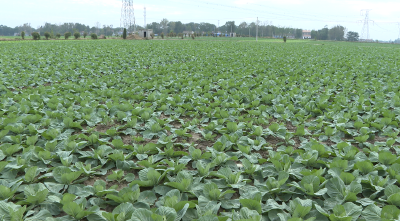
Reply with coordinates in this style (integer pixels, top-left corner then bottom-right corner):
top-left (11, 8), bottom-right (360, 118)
top-left (248, 2), bottom-right (360, 20)
top-left (374, 22), bottom-right (394, 33)
top-left (187, 0), bottom-right (356, 23)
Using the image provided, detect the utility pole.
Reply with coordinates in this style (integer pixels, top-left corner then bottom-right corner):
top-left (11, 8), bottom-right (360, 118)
top-left (397, 22), bottom-right (400, 40)
top-left (134, 9), bottom-right (136, 32)
top-left (360, 9), bottom-right (373, 40)
top-left (256, 17), bottom-right (258, 41)
top-left (144, 7), bottom-right (146, 30)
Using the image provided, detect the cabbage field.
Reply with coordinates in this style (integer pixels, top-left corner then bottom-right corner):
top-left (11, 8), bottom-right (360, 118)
top-left (1, 39), bottom-right (400, 221)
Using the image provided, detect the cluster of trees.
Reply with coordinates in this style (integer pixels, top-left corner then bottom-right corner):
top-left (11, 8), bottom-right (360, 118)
top-left (144, 19), bottom-right (303, 38)
top-left (2, 20), bottom-right (307, 39)
top-left (1, 20), bottom-right (359, 42)
top-left (0, 22), bottom-right (116, 37)
top-left (346, 32), bottom-right (359, 42)
top-left (311, 25), bottom-right (346, 41)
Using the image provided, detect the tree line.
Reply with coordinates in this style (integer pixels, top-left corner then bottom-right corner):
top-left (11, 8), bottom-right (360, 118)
top-left (0, 21), bottom-right (310, 38)
top-left (1, 20), bottom-right (358, 41)
top-left (0, 23), bottom-right (116, 37)
top-left (145, 19), bottom-right (304, 38)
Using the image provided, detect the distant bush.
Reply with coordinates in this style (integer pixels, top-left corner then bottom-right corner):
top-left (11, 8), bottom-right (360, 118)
top-left (161, 32), bottom-right (164, 39)
top-left (74, 32), bottom-right (80, 39)
top-left (150, 33), bottom-right (154, 39)
top-left (283, 36), bottom-right (287, 43)
top-left (64, 32), bottom-right (71, 40)
top-left (123, 28), bottom-right (127, 39)
top-left (32, 32), bottom-right (40, 40)
top-left (91, 33), bottom-right (98, 39)
top-left (192, 34), bottom-right (195, 40)
top-left (44, 32), bottom-right (50, 40)
top-left (56, 33), bottom-right (61, 39)
top-left (21, 31), bottom-right (25, 40)
top-left (83, 32), bottom-right (87, 38)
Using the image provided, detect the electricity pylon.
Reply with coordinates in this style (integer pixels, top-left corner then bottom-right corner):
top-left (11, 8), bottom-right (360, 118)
top-left (360, 9), bottom-right (373, 40)
top-left (121, 0), bottom-right (135, 34)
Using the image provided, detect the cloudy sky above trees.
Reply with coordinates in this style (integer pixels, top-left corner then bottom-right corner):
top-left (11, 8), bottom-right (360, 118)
top-left (1, 0), bottom-right (399, 40)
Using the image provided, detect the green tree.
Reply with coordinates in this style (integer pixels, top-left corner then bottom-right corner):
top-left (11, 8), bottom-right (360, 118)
top-left (64, 32), bottom-right (71, 39)
top-left (123, 28), bottom-right (127, 39)
top-left (160, 18), bottom-right (169, 34)
top-left (173, 21), bottom-right (184, 34)
top-left (161, 32), bottom-right (164, 39)
top-left (224, 21), bottom-right (236, 33)
top-left (91, 33), bottom-right (98, 39)
top-left (44, 32), bottom-right (50, 40)
top-left (83, 32), bottom-right (87, 38)
top-left (21, 31), bottom-right (25, 39)
top-left (74, 32), bottom-right (80, 39)
top-left (32, 32), bottom-right (40, 40)
top-left (283, 36), bottom-right (287, 43)
top-left (295, 29), bottom-right (302, 39)
top-left (328, 25), bottom-right (345, 40)
top-left (319, 26), bottom-right (329, 40)
top-left (346, 31), bottom-right (359, 42)
top-left (311, 30), bottom-right (318, 39)
top-left (56, 33), bottom-right (61, 39)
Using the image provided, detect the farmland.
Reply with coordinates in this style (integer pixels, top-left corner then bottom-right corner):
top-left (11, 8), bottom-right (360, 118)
top-left (1, 39), bottom-right (400, 221)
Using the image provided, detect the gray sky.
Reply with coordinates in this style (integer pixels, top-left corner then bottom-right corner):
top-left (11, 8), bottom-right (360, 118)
top-left (1, 0), bottom-right (400, 40)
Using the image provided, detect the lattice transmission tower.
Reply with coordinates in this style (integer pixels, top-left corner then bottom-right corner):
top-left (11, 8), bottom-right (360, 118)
top-left (120, 0), bottom-right (135, 34)
top-left (360, 9), bottom-right (373, 40)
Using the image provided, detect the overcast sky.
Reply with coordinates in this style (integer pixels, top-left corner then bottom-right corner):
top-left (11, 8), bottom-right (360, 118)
top-left (1, 0), bottom-right (399, 40)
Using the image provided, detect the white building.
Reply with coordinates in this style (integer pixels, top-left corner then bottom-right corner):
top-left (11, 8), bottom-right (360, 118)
top-left (183, 31), bottom-right (194, 37)
top-left (138, 29), bottom-right (153, 38)
top-left (302, 30), bottom-right (311, 39)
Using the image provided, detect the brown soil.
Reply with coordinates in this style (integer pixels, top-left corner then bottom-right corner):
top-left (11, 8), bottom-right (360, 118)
top-left (121, 135), bottom-right (132, 145)
top-left (320, 139), bottom-right (335, 147)
top-left (286, 121), bottom-right (297, 132)
top-left (195, 140), bottom-right (215, 151)
top-left (292, 136), bottom-right (302, 149)
top-left (191, 133), bottom-right (202, 143)
top-left (255, 149), bottom-right (269, 159)
top-left (170, 121), bottom-right (182, 128)
top-left (126, 34), bottom-right (142, 40)
top-left (264, 135), bottom-right (285, 148)
top-left (231, 191), bottom-right (240, 200)
top-left (83, 169), bottom-right (130, 191)
top-left (95, 124), bottom-right (111, 133)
